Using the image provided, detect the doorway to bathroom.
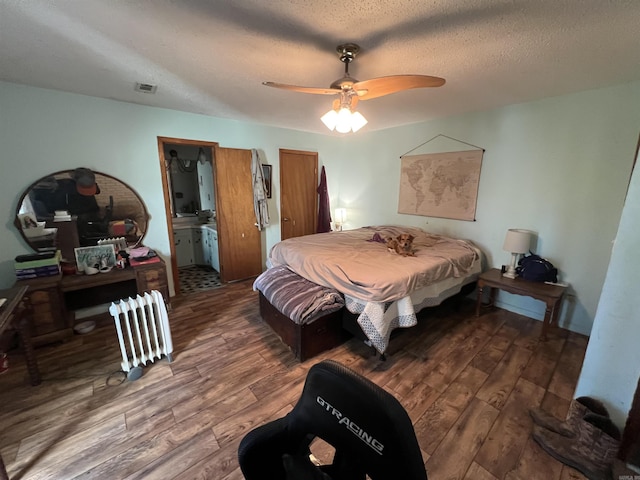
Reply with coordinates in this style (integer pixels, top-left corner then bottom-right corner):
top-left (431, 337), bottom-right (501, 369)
top-left (157, 137), bottom-right (262, 295)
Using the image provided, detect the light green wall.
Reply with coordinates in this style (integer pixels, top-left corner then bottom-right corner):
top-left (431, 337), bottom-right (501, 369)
top-left (2, 80), bottom-right (639, 338)
top-left (0, 81), bottom-right (348, 295)
top-left (336, 82), bottom-right (640, 335)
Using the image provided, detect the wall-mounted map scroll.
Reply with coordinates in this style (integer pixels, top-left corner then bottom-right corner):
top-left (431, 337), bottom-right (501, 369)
top-left (398, 150), bottom-right (483, 221)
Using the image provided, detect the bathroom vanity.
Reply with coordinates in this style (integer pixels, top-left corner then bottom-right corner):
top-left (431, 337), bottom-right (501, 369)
top-left (173, 221), bottom-right (219, 272)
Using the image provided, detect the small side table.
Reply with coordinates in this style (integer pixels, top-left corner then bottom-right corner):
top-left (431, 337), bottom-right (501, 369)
top-left (475, 268), bottom-right (567, 339)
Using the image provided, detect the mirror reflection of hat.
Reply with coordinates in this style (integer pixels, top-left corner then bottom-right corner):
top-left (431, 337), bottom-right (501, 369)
top-left (72, 168), bottom-right (98, 196)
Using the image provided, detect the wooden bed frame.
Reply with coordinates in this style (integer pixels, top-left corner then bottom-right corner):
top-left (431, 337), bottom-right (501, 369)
top-left (258, 292), bottom-right (349, 361)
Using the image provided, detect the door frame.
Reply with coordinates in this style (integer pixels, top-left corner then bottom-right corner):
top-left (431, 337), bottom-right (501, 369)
top-left (157, 137), bottom-right (218, 295)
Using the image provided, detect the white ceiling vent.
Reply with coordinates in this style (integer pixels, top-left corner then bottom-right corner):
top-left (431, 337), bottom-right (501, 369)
top-left (135, 82), bottom-right (157, 94)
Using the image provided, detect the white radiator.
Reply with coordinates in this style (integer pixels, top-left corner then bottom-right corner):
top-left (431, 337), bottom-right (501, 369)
top-left (108, 290), bottom-right (174, 373)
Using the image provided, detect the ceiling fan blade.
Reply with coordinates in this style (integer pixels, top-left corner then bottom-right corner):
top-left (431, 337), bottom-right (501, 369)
top-left (262, 82), bottom-right (341, 95)
top-left (354, 75), bottom-right (445, 100)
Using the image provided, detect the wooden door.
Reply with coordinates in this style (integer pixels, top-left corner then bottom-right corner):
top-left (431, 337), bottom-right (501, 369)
top-left (280, 149), bottom-right (318, 240)
top-left (214, 147), bottom-right (262, 282)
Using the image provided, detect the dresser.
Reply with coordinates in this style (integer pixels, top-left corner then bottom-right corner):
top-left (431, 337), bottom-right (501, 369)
top-left (14, 258), bottom-right (170, 346)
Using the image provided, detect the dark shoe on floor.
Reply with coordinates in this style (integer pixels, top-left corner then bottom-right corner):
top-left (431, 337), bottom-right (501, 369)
top-left (532, 413), bottom-right (621, 480)
top-left (530, 396), bottom-right (609, 437)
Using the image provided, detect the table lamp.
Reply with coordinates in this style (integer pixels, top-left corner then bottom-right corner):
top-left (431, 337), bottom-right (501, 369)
top-left (334, 208), bottom-right (347, 231)
top-left (502, 229), bottom-right (531, 278)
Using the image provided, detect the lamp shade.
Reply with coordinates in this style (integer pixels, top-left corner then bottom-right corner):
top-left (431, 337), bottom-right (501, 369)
top-left (320, 109), bottom-right (339, 130)
top-left (335, 108), bottom-right (353, 133)
top-left (349, 111), bottom-right (368, 132)
top-left (334, 208), bottom-right (347, 224)
top-left (503, 229), bottom-right (531, 254)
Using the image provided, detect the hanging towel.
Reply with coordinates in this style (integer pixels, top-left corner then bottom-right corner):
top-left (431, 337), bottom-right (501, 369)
top-left (317, 165), bottom-right (332, 233)
top-left (251, 149), bottom-right (270, 231)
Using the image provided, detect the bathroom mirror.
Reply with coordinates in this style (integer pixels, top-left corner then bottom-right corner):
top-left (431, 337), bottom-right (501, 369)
top-left (15, 169), bottom-right (149, 254)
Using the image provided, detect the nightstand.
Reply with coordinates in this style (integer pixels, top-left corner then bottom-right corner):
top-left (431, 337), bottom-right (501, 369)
top-left (475, 268), bottom-right (567, 339)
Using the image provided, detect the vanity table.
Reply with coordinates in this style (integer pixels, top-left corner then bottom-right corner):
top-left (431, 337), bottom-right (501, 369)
top-left (13, 168), bottom-right (170, 345)
top-left (14, 259), bottom-right (170, 345)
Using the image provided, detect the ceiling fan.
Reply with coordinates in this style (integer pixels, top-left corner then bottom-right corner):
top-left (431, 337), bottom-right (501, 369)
top-left (263, 43), bottom-right (445, 132)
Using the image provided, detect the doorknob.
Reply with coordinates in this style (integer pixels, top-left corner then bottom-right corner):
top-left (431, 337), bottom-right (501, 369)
top-left (283, 217), bottom-right (290, 222)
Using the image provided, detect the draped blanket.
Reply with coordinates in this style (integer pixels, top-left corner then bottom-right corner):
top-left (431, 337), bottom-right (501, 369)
top-left (253, 265), bottom-right (344, 325)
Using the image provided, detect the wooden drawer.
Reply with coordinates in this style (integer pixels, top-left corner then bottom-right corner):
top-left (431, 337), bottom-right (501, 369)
top-left (135, 264), bottom-right (170, 307)
top-left (25, 286), bottom-right (71, 343)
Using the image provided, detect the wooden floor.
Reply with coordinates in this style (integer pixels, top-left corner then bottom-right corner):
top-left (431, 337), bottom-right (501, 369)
top-left (0, 279), bottom-right (590, 480)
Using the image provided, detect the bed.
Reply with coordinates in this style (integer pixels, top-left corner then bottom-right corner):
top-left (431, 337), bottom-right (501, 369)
top-left (260, 225), bottom-right (482, 356)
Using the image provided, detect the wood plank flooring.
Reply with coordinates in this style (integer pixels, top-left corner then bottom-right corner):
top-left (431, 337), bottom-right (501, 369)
top-left (0, 279), bottom-right (590, 479)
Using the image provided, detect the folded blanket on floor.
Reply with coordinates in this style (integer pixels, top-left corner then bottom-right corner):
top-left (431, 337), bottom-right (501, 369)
top-left (253, 266), bottom-right (344, 325)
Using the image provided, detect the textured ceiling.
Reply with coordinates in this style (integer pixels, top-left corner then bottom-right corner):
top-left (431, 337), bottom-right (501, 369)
top-left (2, 1), bottom-right (640, 135)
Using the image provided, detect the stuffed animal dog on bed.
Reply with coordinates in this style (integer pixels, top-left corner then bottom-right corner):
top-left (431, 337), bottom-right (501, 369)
top-left (385, 234), bottom-right (416, 257)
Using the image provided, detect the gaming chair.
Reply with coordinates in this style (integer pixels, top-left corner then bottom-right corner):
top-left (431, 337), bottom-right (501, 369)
top-left (237, 360), bottom-right (428, 479)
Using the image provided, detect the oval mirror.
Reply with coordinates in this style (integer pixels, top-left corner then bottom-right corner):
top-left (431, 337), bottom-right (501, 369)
top-left (15, 169), bottom-right (149, 257)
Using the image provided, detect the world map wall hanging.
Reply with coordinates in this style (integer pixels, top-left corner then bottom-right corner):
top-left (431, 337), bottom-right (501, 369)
top-left (398, 149), bottom-right (483, 221)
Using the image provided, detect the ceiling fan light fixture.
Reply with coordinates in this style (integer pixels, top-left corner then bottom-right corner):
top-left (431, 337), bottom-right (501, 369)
top-left (321, 104), bottom-right (368, 134)
top-left (265, 43), bottom-right (444, 132)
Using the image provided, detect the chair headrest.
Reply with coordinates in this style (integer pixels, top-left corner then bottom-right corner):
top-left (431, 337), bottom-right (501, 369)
top-left (286, 360), bottom-right (427, 479)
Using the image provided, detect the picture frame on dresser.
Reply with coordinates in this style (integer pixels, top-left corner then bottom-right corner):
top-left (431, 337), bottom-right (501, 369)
top-left (74, 245), bottom-right (116, 272)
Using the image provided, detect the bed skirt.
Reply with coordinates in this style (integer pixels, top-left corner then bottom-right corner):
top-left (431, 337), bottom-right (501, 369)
top-left (258, 292), bottom-right (348, 361)
top-left (342, 279), bottom-right (479, 354)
